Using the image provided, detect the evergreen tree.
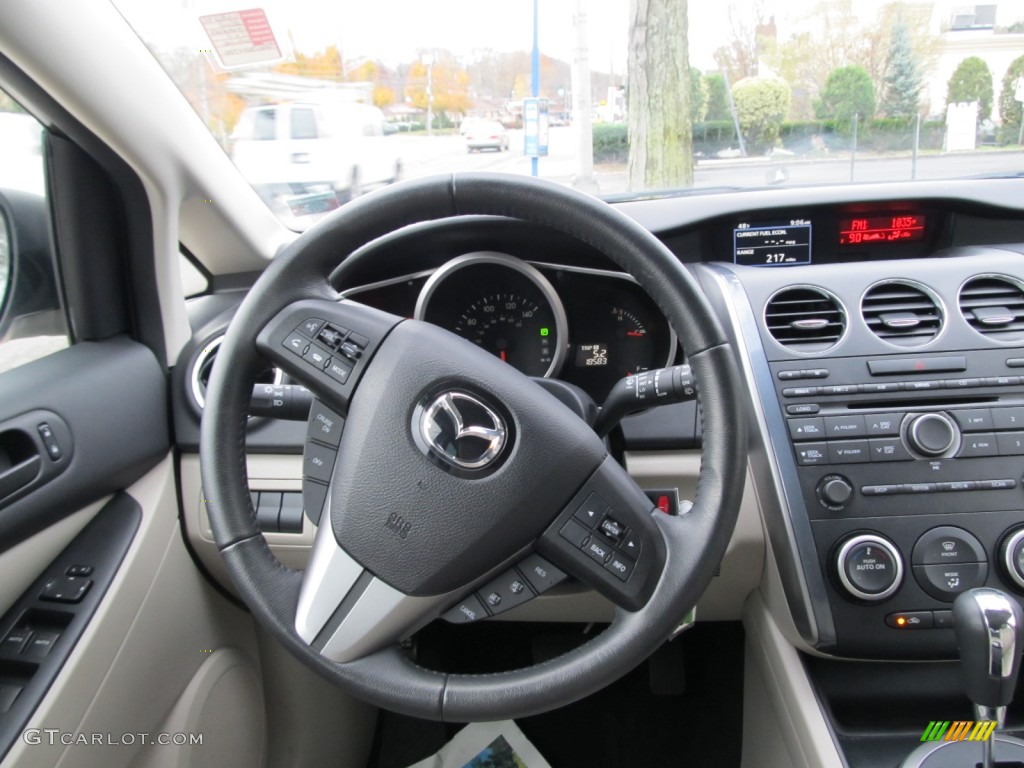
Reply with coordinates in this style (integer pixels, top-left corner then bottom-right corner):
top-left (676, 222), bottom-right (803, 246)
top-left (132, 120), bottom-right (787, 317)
top-left (880, 21), bottom-right (923, 117)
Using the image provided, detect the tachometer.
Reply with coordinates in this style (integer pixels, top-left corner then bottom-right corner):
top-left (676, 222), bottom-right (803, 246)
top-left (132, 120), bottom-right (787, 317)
top-left (415, 253), bottom-right (568, 378)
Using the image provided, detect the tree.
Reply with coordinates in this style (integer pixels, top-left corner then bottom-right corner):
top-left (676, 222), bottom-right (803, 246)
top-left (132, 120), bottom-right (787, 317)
top-left (815, 65), bottom-right (875, 121)
top-left (880, 20), bottom-right (923, 117)
top-left (690, 66), bottom-right (708, 122)
top-left (274, 45), bottom-right (343, 81)
top-left (712, 1), bottom-right (772, 86)
top-left (946, 56), bottom-right (994, 120)
top-left (626, 0), bottom-right (693, 190)
top-left (998, 55), bottom-right (1024, 141)
top-left (732, 76), bottom-right (790, 153)
top-left (704, 74), bottom-right (730, 121)
top-left (406, 52), bottom-right (471, 123)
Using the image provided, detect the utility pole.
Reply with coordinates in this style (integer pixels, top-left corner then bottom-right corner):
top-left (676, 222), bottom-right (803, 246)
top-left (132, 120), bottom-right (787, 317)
top-left (571, 0), bottom-right (597, 191)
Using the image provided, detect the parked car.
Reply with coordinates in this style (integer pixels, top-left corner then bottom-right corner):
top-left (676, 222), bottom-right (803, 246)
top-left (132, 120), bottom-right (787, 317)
top-left (464, 120), bottom-right (510, 152)
top-left (230, 102), bottom-right (402, 207)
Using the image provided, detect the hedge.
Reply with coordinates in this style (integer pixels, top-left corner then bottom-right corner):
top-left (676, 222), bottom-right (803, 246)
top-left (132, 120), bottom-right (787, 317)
top-left (593, 118), bottom-right (946, 162)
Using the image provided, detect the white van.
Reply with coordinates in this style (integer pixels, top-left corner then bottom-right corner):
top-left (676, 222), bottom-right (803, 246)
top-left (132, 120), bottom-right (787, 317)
top-left (230, 102), bottom-right (402, 205)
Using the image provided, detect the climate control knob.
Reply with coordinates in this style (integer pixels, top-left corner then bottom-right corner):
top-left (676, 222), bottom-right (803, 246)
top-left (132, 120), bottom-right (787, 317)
top-left (906, 413), bottom-right (957, 457)
top-left (1000, 528), bottom-right (1024, 591)
top-left (835, 534), bottom-right (903, 601)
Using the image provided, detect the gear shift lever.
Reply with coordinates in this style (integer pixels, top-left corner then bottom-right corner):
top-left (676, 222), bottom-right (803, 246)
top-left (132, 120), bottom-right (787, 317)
top-left (953, 588), bottom-right (1024, 768)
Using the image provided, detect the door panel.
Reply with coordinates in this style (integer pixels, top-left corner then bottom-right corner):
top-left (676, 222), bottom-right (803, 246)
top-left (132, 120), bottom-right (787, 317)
top-left (0, 337), bottom-right (168, 550)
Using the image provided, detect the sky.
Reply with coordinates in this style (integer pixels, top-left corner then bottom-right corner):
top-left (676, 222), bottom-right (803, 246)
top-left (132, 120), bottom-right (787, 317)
top-left (112, 0), bottom-right (982, 75)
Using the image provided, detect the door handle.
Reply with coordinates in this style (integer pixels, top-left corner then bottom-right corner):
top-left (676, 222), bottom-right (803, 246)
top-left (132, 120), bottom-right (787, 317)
top-left (0, 454), bottom-right (41, 499)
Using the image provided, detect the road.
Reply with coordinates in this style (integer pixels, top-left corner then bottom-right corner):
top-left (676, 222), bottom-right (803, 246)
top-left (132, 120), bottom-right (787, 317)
top-left (390, 126), bottom-right (1024, 196)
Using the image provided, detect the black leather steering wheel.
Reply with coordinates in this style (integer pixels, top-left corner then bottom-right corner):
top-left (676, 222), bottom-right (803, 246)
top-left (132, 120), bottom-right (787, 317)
top-left (200, 173), bottom-right (747, 721)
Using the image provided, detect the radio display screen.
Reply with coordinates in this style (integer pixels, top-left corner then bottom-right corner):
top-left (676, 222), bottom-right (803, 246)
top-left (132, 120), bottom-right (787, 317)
top-left (839, 214), bottom-right (926, 245)
top-left (733, 220), bottom-right (812, 266)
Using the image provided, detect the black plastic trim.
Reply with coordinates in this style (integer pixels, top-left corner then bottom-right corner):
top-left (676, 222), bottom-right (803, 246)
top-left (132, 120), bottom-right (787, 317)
top-left (0, 337), bottom-right (168, 552)
top-left (0, 492), bottom-right (141, 762)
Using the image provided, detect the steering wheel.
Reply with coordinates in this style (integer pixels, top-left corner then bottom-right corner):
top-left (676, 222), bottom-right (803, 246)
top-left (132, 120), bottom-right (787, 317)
top-left (200, 173), bottom-right (746, 721)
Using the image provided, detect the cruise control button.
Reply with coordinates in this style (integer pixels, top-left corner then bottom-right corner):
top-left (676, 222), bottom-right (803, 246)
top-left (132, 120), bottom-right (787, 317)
top-left (476, 571), bottom-right (535, 616)
top-left (788, 417), bottom-right (825, 441)
top-left (441, 595), bottom-right (488, 623)
top-left (303, 442), bottom-right (337, 483)
top-left (605, 552), bottom-right (636, 582)
top-left (795, 443), bottom-right (828, 466)
top-left (915, 562), bottom-right (988, 601)
top-left (306, 402), bottom-right (344, 447)
top-left (517, 554), bottom-right (567, 594)
top-left (302, 479), bottom-right (329, 526)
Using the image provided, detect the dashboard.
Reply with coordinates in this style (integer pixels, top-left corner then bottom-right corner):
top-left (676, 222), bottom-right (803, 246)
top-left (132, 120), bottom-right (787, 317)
top-left (177, 180), bottom-right (1024, 662)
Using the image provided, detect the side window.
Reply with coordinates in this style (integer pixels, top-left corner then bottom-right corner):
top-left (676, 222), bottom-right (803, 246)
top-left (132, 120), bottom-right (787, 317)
top-left (290, 107), bottom-right (318, 140)
top-left (252, 109), bottom-right (276, 141)
top-left (0, 89), bottom-right (70, 375)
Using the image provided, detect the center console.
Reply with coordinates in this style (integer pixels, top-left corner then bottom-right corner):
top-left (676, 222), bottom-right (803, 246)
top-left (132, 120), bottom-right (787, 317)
top-left (702, 243), bottom-right (1024, 660)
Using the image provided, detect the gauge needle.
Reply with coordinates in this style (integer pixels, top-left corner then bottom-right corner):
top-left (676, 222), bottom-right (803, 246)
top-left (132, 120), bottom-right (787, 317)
top-left (499, 350), bottom-right (508, 362)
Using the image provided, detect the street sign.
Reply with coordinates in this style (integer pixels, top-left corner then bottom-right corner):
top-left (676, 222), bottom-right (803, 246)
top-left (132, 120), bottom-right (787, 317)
top-left (523, 98), bottom-right (549, 158)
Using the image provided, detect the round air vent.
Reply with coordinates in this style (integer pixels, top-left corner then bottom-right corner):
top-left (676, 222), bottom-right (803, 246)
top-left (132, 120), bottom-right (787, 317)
top-left (190, 335), bottom-right (282, 410)
top-left (959, 276), bottom-right (1024, 343)
top-left (861, 281), bottom-right (942, 348)
top-left (764, 287), bottom-right (845, 353)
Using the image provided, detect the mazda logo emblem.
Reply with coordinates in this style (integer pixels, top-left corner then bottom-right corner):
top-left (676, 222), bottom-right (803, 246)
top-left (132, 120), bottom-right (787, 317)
top-left (415, 391), bottom-right (508, 471)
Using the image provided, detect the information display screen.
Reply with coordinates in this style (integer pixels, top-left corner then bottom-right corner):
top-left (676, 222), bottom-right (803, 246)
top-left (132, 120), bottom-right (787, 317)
top-left (733, 220), bottom-right (813, 266)
top-left (575, 343), bottom-right (609, 367)
top-left (839, 214), bottom-right (926, 245)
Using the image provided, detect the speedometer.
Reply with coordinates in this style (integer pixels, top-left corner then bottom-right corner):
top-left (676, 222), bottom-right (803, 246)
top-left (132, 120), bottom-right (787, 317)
top-left (415, 253), bottom-right (568, 378)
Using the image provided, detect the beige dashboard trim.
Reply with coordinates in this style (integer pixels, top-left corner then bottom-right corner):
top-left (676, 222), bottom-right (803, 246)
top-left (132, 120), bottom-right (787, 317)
top-left (742, 590), bottom-right (844, 768)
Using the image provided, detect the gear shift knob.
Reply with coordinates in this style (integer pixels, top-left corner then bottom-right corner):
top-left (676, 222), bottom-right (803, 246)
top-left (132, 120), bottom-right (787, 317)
top-left (952, 588), bottom-right (1024, 711)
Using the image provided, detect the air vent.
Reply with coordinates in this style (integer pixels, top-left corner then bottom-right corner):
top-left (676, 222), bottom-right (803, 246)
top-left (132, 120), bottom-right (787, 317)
top-left (764, 287), bottom-right (845, 352)
top-left (190, 336), bottom-right (281, 409)
top-left (861, 281), bottom-right (942, 347)
top-left (959, 276), bottom-right (1024, 343)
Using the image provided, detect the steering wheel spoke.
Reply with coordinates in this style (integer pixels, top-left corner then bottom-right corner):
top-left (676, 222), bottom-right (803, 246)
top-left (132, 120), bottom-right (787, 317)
top-left (255, 298), bottom-right (401, 414)
top-left (536, 456), bottom-right (667, 612)
top-left (296, 517), bottom-right (453, 663)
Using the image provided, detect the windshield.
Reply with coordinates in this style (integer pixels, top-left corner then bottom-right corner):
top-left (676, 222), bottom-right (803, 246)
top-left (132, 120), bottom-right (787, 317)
top-left (111, 0), bottom-right (1024, 229)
